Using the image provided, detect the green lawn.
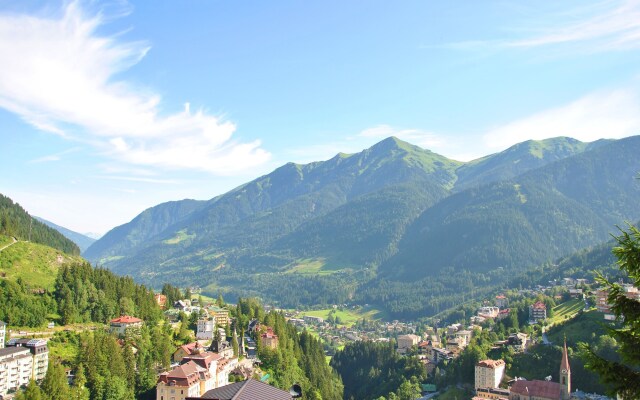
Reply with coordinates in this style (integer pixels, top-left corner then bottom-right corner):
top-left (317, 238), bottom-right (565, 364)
top-left (299, 305), bottom-right (387, 327)
top-left (284, 258), bottom-right (344, 275)
top-left (163, 229), bottom-right (196, 245)
top-left (547, 309), bottom-right (613, 346)
top-left (547, 298), bottom-right (584, 326)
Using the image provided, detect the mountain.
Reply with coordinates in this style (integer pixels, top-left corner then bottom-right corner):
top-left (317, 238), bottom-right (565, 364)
top-left (35, 216), bottom-right (96, 253)
top-left (382, 135), bottom-right (640, 281)
top-left (0, 193), bottom-right (80, 255)
top-left (84, 135), bottom-right (640, 316)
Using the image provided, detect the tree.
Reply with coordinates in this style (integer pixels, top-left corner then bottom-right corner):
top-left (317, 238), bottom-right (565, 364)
top-left (41, 360), bottom-right (70, 400)
top-left (581, 224), bottom-right (640, 399)
top-left (15, 380), bottom-right (44, 400)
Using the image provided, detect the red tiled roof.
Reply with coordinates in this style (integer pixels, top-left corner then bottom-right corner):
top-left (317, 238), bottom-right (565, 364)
top-left (510, 380), bottom-right (561, 399)
top-left (110, 315), bottom-right (142, 324)
top-left (531, 301), bottom-right (547, 309)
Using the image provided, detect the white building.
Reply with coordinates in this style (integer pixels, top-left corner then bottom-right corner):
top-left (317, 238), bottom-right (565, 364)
top-left (0, 321), bottom-right (5, 349)
top-left (475, 359), bottom-right (505, 391)
top-left (197, 317), bottom-right (216, 340)
top-left (477, 306), bottom-right (500, 319)
top-left (0, 347), bottom-right (33, 397)
top-left (6, 339), bottom-right (49, 382)
top-left (109, 316), bottom-right (143, 337)
top-left (156, 360), bottom-right (213, 400)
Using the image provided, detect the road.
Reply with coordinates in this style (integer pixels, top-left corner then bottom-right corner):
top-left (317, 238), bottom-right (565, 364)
top-left (0, 237), bottom-right (17, 252)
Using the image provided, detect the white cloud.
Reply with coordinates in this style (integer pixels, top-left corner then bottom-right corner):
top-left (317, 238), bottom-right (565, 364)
top-left (483, 88), bottom-right (640, 150)
top-left (443, 0), bottom-right (640, 54)
top-left (28, 147), bottom-right (81, 164)
top-left (0, 1), bottom-right (270, 174)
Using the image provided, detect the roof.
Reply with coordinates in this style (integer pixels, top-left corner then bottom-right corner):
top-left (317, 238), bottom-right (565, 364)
top-left (194, 379), bottom-right (291, 400)
top-left (0, 346), bottom-right (31, 357)
top-left (158, 360), bottom-right (208, 387)
top-left (531, 301), bottom-right (547, 310)
top-left (110, 315), bottom-right (143, 324)
top-left (561, 340), bottom-right (570, 372)
top-left (0, 320), bottom-right (6, 327)
top-left (476, 359), bottom-right (505, 369)
top-left (510, 380), bottom-right (561, 399)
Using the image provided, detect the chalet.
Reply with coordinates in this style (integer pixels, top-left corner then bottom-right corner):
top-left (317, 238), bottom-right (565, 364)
top-left (109, 315), bottom-right (143, 337)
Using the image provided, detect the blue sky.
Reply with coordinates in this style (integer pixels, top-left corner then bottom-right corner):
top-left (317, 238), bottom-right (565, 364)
top-left (2, 0), bottom-right (640, 235)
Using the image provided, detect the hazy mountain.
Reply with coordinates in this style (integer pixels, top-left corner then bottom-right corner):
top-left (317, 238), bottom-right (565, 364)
top-left (34, 216), bottom-right (96, 253)
top-left (0, 193), bottom-right (80, 255)
top-left (83, 135), bottom-right (640, 314)
top-left (382, 135), bottom-right (640, 281)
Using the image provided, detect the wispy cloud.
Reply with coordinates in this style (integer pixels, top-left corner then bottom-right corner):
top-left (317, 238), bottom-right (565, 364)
top-left (29, 147), bottom-right (81, 163)
top-left (99, 175), bottom-right (180, 185)
top-left (0, 2), bottom-right (270, 174)
top-left (483, 87), bottom-right (640, 150)
top-left (446, 0), bottom-right (640, 53)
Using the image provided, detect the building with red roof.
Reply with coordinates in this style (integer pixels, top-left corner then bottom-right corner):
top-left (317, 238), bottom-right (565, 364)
top-left (109, 315), bottom-right (143, 337)
top-left (528, 301), bottom-right (547, 323)
top-left (157, 360), bottom-right (214, 400)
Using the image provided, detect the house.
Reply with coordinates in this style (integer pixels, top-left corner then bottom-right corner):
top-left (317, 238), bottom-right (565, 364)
top-left (209, 338), bottom-right (234, 358)
top-left (109, 315), bottom-right (143, 337)
top-left (6, 338), bottom-right (49, 381)
top-left (197, 317), bottom-right (216, 340)
top-left (247, 319), bottom-right (260, 333)
top-left (303, 315), bottom-right (324, 325)
top-left (397, 334), bottom-right (421, 353)
top-left (596, 284), bottom-right (640, 320)
top-left (174, 342), bottom-right (205, 364)
top-left (475, 359), bottom-right (505, 391)
top-left (507, 333), bottom-right (528, 352)
top-left (181, 351), bottom-right (223, 383)
top-left (454, 330), bottom-right (472, 347)
top-left (215, 357), bottom-right (238, 388)
top-left (186, 378), bottom-right (291, 400)
top-left (495, 295), bottom-right (508, 309)
top-left (496, 308), bottom-right (511, 321)
top-left (260, 328), bottom-right (279, 349)
top-left (529, 301), bottom-right (547, 323)
top-left (155, 294), bottom-right (167, 309)
top-left (568, 289), bottom-right (583, 298)
top-left (156, 360), bottom-right (214, 400)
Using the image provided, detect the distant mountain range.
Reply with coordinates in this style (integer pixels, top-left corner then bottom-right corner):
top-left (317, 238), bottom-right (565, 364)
top-left (83, 135), bottom-right (640, 315)
top-left (35, 216), bottom-right (96, 253)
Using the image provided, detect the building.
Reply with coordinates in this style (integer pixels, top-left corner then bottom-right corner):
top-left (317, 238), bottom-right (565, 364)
top-left (475, 387), bottom-right (510, 400)
top-left (174, 342), bottom-right (205, 364)
top-left (507, 333), bottom-right (528, 353)
top-left (260, 328), bottom-right (279, 349)
top-left (510, 380), bottom-right (562, 400)
top-left (208, 306), bottom-right (229, 327)
top-left (455, 330), bottom-right (473, 347)
top-left (6, 338), bottom-right (49, 381)
top-left (596, 284), bottom-right (640, 320)
top-left (478, 306), bottom-right (500, 319)
top-left (156, 360), bottom-right (214, 400)
top-left (303, 315), bottom-right (324, 325)
top-left (155, 294), bottom-right (167, 309)
top-left (495, 295), bottom-right (509, 309)
top-left (560, 340), bottom-right (571, 400)
top-left (397, 334), bottom-right (421, 353)
top-left (197, 317), bottom-right (216, 340)
top-left (529, 301), bottom-right (547, 323)
top-left (508, 340), bottom-right (570, 400)
top-left (109, 315), bottom-right (143, 337)
top-left (186, 378), bottom-right (291, 400)
top-left (0, 321), bottom-right (5, 349)
top-left (475, 359), bottom-right (505, 391)
top-left (0, 346), bottom-right (32, 397)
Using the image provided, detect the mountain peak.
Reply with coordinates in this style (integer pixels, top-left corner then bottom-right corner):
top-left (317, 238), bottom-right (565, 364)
top-left (369, 136), bottom-right (413, 153)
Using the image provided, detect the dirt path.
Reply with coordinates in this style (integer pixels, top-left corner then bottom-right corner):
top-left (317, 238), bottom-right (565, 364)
top-left (0, 237), bottom-right (17, 252)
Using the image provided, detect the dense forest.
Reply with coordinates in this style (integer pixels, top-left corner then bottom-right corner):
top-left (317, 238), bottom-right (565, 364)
top-left (0, 193), bottom-right (79, 255)
top-left (330, 341), bottom-right (425, 400)
top-left (234, 297), bottom-right (344, 400)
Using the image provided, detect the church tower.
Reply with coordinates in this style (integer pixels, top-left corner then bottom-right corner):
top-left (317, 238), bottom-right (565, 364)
top-left (560, 339), bottom-right (571, 399)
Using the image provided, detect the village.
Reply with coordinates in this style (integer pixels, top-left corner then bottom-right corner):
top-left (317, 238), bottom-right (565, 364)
top-left (0, 277), bottom-right (637, 400)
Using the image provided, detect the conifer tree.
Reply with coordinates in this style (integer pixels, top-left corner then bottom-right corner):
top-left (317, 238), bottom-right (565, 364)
top-left (41, 360), bottom-right (70, 400)
top-left (582, 224), bottom-right (640, 398)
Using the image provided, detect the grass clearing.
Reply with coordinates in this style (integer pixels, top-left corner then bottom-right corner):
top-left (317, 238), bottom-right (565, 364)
top-left (299, 305), bottom-right (387, 327)
top-left (164, 229), bottom-right (196, 245)
top-left (547, 298), bottom-right (583, 326)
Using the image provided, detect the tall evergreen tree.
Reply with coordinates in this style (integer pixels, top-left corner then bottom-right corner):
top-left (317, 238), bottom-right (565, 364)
top-left (41, 360), bottom-right (70, 400)
top-left (581, 224), bottom-right (640, 399)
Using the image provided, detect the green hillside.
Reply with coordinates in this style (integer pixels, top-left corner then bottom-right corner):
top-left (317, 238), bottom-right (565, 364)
top-left (35, 216), bottom-right (96, 253)
top-left (0, 193), bottom-right (80, 255)
top-left (0, 236), bottom-right (84, 290)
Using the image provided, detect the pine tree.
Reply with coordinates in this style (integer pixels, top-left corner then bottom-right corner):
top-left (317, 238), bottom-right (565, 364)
top-left (41, 360), bottom-right (70, 400)
top-left (581, 224), bottom-right (640, 399)
top-left (15, 379), bottom-right (44, 400)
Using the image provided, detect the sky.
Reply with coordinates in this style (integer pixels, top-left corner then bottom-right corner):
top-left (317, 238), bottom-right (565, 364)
top-left (2, 0), bottom-right (640, 235)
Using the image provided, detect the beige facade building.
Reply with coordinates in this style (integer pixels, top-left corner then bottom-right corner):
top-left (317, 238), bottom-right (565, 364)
top-left (475, 359), bottom-right (505, 391)
top-left (109, 315), bottom-right (143, 337)
top-left (0, 321), bottom-right (5, 349)
top-left (6, 339), bottom-right (49, 382)
top-left (208, 307), bottom-right (229, 327)
top-left (0, 347), bottom-right (32, 397)
top-left (156, 360), bottom-right (214, 400)
top-left (397, 334), bottom-right (421, 353)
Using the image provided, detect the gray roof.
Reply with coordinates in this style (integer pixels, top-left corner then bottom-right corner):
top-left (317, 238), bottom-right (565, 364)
top-left (192, 379), bottom-right (291, 400)
top-left (0, 346), bottom-right (31, 357)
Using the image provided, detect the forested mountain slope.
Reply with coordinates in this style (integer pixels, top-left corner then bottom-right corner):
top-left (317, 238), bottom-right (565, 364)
top-left (35, 216), bottom-right (95, 253)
